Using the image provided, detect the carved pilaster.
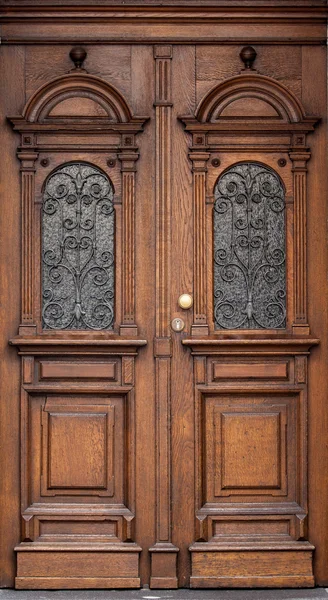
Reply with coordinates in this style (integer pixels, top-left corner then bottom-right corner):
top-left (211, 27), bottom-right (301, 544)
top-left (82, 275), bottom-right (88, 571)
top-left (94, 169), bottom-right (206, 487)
top-left (17, 148), bottom-right (38, 335)
top-left (154, 46), bottom-right (172, 339)
top-left (289, 149), bottom-right (311, 335)
top-left (118, 149), bottom-right (139, 336)
top-left (150, 45), bottom-right (178, 589)
top-left (189, 152), bottom-right (210, 336)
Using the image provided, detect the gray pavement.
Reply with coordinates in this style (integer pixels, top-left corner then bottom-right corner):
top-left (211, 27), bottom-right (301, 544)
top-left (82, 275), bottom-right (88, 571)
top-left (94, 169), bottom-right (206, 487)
top-left (0, 588), bottom-right (328, 600)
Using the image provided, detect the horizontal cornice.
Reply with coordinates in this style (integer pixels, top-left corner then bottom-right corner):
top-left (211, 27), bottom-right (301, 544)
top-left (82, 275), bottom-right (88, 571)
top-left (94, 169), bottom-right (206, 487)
top-left (1, 2), bottom-right (326, 45)
top-left (1, 4), bottom-right (327, 20)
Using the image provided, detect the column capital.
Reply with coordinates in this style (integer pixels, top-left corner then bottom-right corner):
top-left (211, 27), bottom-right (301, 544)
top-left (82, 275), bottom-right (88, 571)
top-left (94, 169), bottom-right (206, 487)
top-left (17, 151), bottom-right (39, 171)
top-left (289, 150), bottom-right (311, 170)
top-left (118, 151), bottom-right (139, 172)
top-left (189, 152), bottom-right (211, 172)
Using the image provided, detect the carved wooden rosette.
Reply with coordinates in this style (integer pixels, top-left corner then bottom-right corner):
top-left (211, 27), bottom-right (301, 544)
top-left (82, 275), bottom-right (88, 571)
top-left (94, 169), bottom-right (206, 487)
top-left (150, 45), bottom-right (179, 589)
top-left (9, 70), bottom-right (149, 589)
top-left (180, 71), bottom-right (320, 587)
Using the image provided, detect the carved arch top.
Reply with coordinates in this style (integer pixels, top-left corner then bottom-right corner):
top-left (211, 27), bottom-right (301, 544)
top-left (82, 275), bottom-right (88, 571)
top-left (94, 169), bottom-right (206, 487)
top-left (22, 72), bottom-right (137, 124)
top-left (195, 74), bottom-right (307, 124)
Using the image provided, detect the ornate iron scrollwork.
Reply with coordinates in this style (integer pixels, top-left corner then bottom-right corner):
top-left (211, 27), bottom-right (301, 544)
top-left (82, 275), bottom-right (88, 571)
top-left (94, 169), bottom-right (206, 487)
top-left (42, 162), bottom-right (114, 330)
top-left (214, 163), bottom-right (286, 330)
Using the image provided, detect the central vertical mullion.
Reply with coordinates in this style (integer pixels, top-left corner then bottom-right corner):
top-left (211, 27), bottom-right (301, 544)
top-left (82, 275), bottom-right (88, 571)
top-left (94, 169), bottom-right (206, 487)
top-left (150, 45), bottom-right (179, 589)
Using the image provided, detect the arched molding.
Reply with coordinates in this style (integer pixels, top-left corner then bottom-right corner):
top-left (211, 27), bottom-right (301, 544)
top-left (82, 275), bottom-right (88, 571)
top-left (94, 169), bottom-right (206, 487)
top-left (22, 73), bottom-right (134, 123)
top-left (179, 71), bottom-right (320, 337)
top-left (9, 71), bottom-right (149, 338)
top-left (195, 74), bottom-right (306, 124)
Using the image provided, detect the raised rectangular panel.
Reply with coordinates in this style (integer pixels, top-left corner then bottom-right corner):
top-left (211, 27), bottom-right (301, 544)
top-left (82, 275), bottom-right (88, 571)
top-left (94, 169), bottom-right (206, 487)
top-left (39, 360), bottom-right (118, 382)
top-left (207, 134), bottom-right (292, 146)
top-left (214, 405), bottom-right (287, 497)
top-left (211, 361), bottom-right (289, 381)
top-left (38, 518), bottom-right (119, 542)
top-left (47, 413), bottom-right (109, 489)
top-left (212, 517), bottom-right (291, 539)
top-left (42, 406), bottom-right (114, 495)
top-left (37, 134), bottom-right (122, 146)
top-left (217, 412), bottom-right (282, 490)
top-left (202, 393), bottom-right (298, 502)
top-left (34, 395), bottom-right (125, 499)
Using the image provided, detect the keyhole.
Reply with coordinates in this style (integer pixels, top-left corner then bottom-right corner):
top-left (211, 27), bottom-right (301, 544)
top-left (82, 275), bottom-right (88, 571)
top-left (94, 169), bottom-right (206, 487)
top-left (171, 317), bottom-right (185, 332)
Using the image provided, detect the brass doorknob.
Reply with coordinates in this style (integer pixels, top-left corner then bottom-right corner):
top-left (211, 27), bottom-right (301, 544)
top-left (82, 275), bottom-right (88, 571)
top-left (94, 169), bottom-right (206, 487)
top-left (178, 294), bottom-right (193, 309)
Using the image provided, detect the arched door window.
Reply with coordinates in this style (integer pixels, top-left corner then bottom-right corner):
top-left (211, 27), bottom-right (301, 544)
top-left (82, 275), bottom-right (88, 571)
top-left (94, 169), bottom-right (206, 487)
top-left (42, 162), bottom-right (115, 330)
top-left (214, 162), bottom-right (286, 330)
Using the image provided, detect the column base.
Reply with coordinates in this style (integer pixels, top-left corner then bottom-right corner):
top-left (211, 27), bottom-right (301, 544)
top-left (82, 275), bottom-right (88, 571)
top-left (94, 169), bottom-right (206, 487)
top-left (149, 543), bottom-right (179, 589)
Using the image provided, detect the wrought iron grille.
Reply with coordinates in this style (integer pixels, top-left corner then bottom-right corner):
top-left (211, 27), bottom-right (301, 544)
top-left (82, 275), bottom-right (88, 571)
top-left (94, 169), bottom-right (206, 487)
top-left (42, 162), bottom-right (114, 330)
top-left (214, 163), bottom-right (286, 330)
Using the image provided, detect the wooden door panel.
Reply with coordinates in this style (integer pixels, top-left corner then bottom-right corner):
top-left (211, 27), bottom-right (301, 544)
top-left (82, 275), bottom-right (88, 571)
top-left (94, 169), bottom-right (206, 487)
top-left (0, 2), bottom-right (327, 590)
top-left (38, 360), bottom-right (119, 382)
top-left (213, 400), bottom-right (289, 497)
top-left (209, 359), bottom-right (292, 382)
top-left (41, 398), bottom-right (116, 497)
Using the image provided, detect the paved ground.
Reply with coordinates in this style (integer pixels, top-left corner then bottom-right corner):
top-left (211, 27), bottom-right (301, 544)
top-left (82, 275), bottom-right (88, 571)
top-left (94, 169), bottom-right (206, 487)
top-left (0, 589), bottom-right (328, 600)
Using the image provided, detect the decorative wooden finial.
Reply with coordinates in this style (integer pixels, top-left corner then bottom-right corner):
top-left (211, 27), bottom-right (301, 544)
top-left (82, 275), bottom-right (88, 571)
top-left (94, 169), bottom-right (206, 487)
top-left (69, 46), bottom-right (87, 71)
top-left (240, 46), bottom-right (257, 71)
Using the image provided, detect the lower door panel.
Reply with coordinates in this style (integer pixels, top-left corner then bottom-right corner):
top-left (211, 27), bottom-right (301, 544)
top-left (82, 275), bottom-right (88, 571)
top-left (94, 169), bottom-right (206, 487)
top-left (12, 338), bottom-right (146, 590)
top-left (183, 337), bottom-right (317, 588)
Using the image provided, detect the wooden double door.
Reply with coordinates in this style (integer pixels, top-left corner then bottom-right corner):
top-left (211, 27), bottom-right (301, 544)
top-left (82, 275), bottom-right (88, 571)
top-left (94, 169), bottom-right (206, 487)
top-left (1, 1), bottom-right (328, 590)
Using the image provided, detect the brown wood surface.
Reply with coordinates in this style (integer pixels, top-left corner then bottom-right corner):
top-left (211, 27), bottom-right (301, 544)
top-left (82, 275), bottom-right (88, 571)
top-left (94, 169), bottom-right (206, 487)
top-left (0, 0), bottom-right (328, 590)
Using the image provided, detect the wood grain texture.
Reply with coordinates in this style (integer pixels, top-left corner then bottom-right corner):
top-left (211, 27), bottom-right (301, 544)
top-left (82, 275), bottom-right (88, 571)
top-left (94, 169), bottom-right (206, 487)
top-left (16, 549), bottom-right (140, 580)
top-left (15, 577), bottom-right (141, 590)
top-left (131, 44), bottom-right (156, 586)
top-left (7, 63), bottom-right (147, 590)
top-left (120, 165), bottom-right (137, 328)
top-left (0, 44), bottom-right (25, 587)
top-left (190, 548), bottom-right (314, 588)
top-left (39, 361), bottom-right (117, 381)
top-left (188, 153), bottom-right (210, 334)
top-left (303, 44), bottom-right (328, 586)
top-left (1, 1), bottom-right (328, 591)
top-left (170, 44), bottom-right (195, 587)
top-left (154, 44), bottom-right (173, 541)
top-left (21, 170), bottom-right (35, 323)
top-left (195, 45), bottom-right (302, 101)
top-left (25, 46), bottom-right (131, 103)
top-left (212, 361), bottom-right (289, 381)
top-left (151, 44), bottom-right (178, 589)
top-left (290, 150), bottom-right (311, 331)
top-left (155, 45), bottom-right (172, 339)
top-left (1, 10), bottom-right (326, 47)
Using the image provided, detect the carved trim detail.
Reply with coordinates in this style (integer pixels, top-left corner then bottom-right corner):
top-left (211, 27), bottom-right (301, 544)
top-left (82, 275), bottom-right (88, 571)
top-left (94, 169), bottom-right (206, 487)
top-left (151, 45), bottom-right (178, 588)
top-left (180, 71), bottom-right (319, 336)
top-left (189, 155), bottom-right (210, 334)
top-left (296, 356), bottom-right (307, 384)
top-left (10, 72), bottom-right (148, 335)
top-left (18, 152), bottom-right (39, 329)
top-left (290, 151), bottom-right (311, 333)
top-left (119, 152), bottom-right (139, 333)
